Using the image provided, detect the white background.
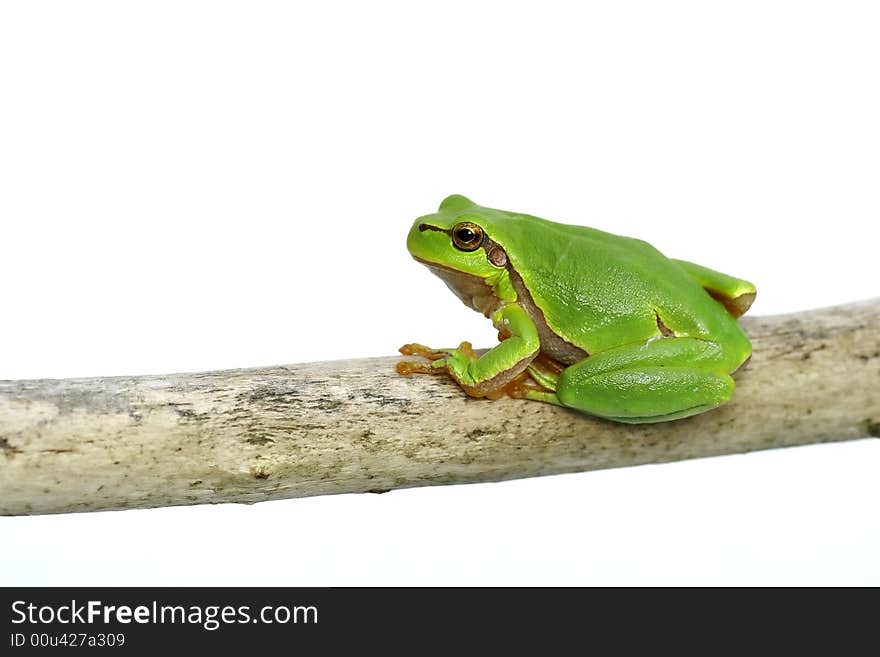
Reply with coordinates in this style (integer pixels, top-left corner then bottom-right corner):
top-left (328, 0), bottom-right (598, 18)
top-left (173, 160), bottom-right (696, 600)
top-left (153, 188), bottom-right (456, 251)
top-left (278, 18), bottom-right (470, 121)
top-left (1, 1), bottom-right (878, 585)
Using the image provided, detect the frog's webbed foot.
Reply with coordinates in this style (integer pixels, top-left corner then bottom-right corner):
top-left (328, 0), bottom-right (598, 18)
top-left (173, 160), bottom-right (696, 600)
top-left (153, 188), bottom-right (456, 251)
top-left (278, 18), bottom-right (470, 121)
top-left (398, 341), bottom-right (499, 398)
top-left (397, 305), bottom-right (541, 399)
top-left (396, 341), bottom-right (479, 376)
top-left (397, 339), bottom-right (550, 401)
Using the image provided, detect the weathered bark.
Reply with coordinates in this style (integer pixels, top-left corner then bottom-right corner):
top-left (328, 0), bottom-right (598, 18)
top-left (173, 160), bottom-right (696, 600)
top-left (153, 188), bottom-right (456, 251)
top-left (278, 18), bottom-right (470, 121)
top-left (1, 300), bottom-right (878, 516)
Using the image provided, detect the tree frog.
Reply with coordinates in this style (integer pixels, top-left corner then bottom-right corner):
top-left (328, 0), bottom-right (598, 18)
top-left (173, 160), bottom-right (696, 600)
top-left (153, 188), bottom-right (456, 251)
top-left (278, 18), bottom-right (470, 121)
top-left (397, 195), bottom-right (756, 424)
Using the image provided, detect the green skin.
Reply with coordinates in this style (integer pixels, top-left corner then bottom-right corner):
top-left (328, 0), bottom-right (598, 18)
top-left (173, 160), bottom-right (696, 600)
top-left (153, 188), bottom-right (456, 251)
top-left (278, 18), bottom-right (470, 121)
top-left (402, 194), bottom-right (756, 424)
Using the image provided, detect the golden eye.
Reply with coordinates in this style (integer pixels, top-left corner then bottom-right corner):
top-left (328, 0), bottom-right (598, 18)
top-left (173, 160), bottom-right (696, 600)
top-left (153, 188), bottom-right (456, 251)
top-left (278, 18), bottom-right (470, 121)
top-left (451, 222), bottom-right (484, 252)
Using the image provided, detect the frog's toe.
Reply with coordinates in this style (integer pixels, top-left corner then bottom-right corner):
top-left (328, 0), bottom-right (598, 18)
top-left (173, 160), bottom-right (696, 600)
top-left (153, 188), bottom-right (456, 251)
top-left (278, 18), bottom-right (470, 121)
top-left (398, 341), bottom-right (480, 363)
top-left (399, 343), bottom-right (448, 360)
top-left (396, 359), bottom-right (446, 376)
top-left (455, 341), bottom-right (479, 361)
top-left (396, 343), bottom-right (456, 377)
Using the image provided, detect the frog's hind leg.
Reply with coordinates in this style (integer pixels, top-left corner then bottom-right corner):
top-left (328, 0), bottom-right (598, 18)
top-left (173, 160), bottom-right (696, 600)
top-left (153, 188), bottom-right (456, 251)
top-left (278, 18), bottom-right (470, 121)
top-left (512, 353), bottom-right (566, 405)
top-left (672, 259), bottom-right (756, 318)
top-left (573, 367), bottom-right (734, 423)
top-left (549, 337), bottom-right (736, 424)
top-left (502, 354), bottom-right (562, 401)
top-left (527, 353), bottom-right (565, 390)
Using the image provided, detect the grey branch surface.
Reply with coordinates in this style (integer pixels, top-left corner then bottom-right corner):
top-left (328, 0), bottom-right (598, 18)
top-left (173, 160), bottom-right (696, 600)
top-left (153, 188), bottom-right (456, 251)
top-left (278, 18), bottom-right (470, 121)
top-left (1, 300), bottom-right (879, 516)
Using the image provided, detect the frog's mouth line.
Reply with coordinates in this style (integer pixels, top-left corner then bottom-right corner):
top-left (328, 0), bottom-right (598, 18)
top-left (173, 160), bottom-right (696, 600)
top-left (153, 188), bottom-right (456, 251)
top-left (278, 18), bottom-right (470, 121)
top-left (412, 254), bottom-right (490, 284)
top-left (411, 254), bottom-right (456, 270)
top-left (411, 254), bottom-right (495, 279)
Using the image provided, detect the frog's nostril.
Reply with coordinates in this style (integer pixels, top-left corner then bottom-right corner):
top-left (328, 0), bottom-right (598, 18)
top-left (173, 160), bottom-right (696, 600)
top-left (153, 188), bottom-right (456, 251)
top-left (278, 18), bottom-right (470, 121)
top-left (418, 223), bottom-right (429, 232)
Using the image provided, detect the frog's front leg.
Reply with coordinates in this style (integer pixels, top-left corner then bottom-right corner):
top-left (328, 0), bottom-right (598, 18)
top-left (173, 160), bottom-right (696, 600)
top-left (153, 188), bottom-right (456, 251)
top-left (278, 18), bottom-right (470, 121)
top-left (531, 337), bottom-right (737, 423)
top-left (397, 304), bottom-right (540, 398)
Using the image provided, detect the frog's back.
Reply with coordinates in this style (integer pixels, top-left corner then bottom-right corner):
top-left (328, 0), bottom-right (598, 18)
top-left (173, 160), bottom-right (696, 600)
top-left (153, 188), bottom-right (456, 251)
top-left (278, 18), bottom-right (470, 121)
top-left (479, 208), bottom-right (749, 360)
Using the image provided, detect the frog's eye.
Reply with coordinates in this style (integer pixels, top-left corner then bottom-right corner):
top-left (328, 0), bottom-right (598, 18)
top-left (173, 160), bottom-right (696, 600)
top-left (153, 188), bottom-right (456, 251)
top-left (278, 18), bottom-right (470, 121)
top-left (451, 222), bottom-right (484, 252)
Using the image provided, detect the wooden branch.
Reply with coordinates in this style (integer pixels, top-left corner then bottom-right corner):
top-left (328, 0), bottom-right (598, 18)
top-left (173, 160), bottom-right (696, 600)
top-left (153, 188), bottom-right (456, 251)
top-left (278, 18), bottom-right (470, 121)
top-left (1, 300), bottom-right (878, 516)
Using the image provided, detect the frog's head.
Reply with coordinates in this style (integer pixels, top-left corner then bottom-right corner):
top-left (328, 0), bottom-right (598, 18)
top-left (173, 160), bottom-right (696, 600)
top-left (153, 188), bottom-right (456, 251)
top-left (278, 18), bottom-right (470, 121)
top-left (406, 195), bottom-right (513, 314)
top-left (407, 194), bottom-right (511, 275)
